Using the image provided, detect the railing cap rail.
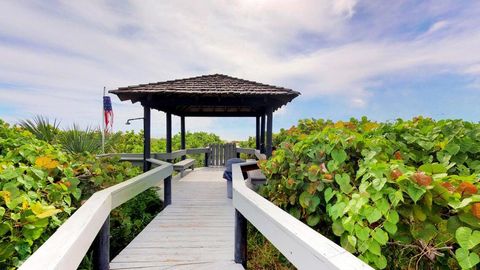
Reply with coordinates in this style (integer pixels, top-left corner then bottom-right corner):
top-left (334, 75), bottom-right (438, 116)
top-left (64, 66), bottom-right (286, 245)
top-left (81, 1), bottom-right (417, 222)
top-left (19, 158), bottom-right (172, 270)
top-left (232, 162), bottom-right (373, 270)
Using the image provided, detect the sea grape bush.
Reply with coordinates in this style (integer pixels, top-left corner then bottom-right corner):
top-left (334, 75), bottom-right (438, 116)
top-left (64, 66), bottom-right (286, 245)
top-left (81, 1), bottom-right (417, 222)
top-left (0, 120), bottom-right (81, 268)
top-left (259, 117), bottom-right (480, 269)
top-left (0, 120), bottom-right (146, 269)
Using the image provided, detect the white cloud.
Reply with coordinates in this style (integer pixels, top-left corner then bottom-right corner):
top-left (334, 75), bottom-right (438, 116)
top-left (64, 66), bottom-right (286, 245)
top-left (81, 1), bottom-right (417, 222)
top-left (0, 1), bottom-right (479, 139)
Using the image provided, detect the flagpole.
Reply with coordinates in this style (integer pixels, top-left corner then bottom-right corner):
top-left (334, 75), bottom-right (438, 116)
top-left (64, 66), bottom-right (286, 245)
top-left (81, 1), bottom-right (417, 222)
top-left (102, 87), bottom-right (106, 154)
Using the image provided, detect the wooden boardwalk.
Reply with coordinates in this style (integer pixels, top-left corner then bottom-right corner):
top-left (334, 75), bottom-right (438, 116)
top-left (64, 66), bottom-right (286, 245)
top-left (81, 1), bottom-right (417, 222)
top-left (110, 167), bottom-right (244, 270)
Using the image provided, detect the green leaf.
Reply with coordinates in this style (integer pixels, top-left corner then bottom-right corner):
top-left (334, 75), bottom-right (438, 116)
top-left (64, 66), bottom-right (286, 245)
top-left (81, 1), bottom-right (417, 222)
top-left (299, 191), bottom-right (312, 209)
top-left (384, 221), bottom-right (398, 235)
top-left (347, 235), bottom-right (357, 248)
top-left (0, 243), bottom-right (15, 262)
top-left (413, 205), bottom-right (427, 221)
top-left (407, 184), bottom-right (426, 203)
top-left (456, 227), bottom-right (480, 250)
top-left (324, 187), bottom-right (334, 203)
top-left (376, 198), bottom-right (390, 215)
top-left (0, 207), bottom-right (5, 218)
top-left (372, 228), bottom-right (389, 245)
top-left (387, 211), bottom-right (399, 224)
top-left (368, 239), bottom-right (381, 255)
top-left (411, 222), bottom-right (438, 242)
top-left (329, 202), bottom-right (346, 219)
top-left (366, 208), bottom-right (382, 224)
top-left (0, 169), bottom-right (19, 181)
top-left (418, 163), bottom-right (447, 174)
top-left (332, 219), bottom-right (345, 236)
top-left (331, 148), bottom-right (347, 164)
top-left (0, 223), bottom-right (11, 236)
top-left (374, 254), bottom-right (388, 269)
top-left (335, 173), bottom-right (353, 194)
top-left (388, 190), bottom-right (404, 207)
top-left (447, 216), bottom-right (463, 235)
top-left (289, 207), bottom-right (301, 219)
top-left (459, 212), bottom-right (480, 229)
top-left (455, 247), bottom-right (480, 269)
top-left (306, 214), bottom-right (321, 226)
top-left (30, 168), bottom-right (45, 179)
top-left (355, 224), bottom-right (370, 241)
top-left (445, 143), bottom-right (461, 155)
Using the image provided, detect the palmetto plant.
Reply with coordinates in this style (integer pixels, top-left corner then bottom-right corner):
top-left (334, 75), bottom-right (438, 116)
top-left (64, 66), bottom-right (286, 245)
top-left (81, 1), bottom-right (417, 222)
top-left (57, 124), bottom-right (102, 154)
top-left (18, 115), bottom-right (60, 144)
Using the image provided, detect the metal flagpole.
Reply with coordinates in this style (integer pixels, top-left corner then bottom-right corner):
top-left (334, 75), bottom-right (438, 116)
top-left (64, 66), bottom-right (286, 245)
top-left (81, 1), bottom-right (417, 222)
top-left (101, 87), bottom-right (105, 153)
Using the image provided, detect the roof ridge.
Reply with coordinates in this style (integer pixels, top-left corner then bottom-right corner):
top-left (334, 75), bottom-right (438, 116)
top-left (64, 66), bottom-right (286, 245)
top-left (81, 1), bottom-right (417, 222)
top-left (113, 73), bottom-right (299, 93)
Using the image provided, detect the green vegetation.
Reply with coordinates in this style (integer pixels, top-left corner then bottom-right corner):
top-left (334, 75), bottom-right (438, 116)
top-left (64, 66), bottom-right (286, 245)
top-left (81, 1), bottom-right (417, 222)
top-left (0, 119), bottom-right (160, 269)
top-left (247, 223), bottom-right (294, 270)
top-left (259, 117), bottom-right (480, 269)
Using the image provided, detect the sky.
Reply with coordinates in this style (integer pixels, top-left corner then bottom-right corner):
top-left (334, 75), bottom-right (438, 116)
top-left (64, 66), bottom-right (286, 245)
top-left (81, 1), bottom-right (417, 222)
top-left (1, 1), bottom-right (480, 141)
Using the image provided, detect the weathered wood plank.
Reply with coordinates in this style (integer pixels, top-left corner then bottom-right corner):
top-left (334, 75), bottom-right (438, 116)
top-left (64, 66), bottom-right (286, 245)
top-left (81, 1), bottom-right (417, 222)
top-left (110, 167), bottom-right (242, 270)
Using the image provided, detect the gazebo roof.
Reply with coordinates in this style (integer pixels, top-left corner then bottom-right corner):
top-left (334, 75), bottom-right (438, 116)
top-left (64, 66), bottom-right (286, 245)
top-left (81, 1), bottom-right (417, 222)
top-left (109, 74), bottom-right (300, 117)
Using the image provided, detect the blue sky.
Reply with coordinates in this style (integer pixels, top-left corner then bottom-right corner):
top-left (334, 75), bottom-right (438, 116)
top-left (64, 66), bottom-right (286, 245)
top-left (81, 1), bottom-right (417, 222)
top-left (0, 1), bottom-right (479, 140)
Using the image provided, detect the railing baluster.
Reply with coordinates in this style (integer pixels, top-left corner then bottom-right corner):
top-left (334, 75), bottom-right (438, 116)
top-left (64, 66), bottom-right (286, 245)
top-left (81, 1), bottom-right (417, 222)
top-left (93, 216), bottom-right (110, 270)
top-left (234, 209), bottom-right (247, 268)
top-left (164, 176), bottom-right (172, 206)
top-left (204, 151), bottom-right (209, 167)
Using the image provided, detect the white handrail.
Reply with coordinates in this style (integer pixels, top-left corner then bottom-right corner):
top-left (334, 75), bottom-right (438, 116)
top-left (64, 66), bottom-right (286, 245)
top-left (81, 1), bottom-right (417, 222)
top-left (19, 159), bottom-right (173, 270)
top-left (232, 162), bottom-right (373, 270)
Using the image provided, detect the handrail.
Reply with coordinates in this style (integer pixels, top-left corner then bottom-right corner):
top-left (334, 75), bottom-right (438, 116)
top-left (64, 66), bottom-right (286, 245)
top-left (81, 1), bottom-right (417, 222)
top-left (19, 158), bottom-right (173, 270)
top-left (232, 162), bottom-right (372, 270)
top-left (236, 147), bottom-right (266, 160)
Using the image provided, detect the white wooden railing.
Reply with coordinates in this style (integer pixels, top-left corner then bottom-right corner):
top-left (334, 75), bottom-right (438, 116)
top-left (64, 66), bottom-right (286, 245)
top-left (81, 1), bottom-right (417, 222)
top-left (232, 161), bottom-right (373, 270)
top-left (19, 158), bottom-right (173, 270)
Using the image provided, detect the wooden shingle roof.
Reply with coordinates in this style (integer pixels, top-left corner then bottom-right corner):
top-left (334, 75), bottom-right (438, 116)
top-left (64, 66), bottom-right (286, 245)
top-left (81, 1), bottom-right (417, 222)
top-left (109, 74), bottom-right (300, 116)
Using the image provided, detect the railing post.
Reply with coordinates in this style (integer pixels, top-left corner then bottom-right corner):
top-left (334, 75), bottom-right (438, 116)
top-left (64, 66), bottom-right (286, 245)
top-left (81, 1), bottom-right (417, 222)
top-left (234, 209), bottom-right (247, 268)
top-left (93, 216), bottom-right (110, 270)
top-left (164, 176), bottom-right (172, 206)
top-left (204, 151), bottom-right (209, 167)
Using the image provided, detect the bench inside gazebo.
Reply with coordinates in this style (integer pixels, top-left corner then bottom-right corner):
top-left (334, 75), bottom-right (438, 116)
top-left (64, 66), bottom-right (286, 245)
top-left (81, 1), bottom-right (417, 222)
top-left (19, 74), bottom-right (372, 270)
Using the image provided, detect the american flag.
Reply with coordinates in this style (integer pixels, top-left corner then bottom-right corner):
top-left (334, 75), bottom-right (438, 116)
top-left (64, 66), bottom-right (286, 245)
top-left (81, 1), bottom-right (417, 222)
top-left (103, 96), bottom-right (113, 133)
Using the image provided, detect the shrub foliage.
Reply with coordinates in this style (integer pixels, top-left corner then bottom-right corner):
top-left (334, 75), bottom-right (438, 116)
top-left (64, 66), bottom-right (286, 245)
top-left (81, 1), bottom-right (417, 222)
top-left (260, 117), bottom-right (480, 269)
top-left (0, 120), bottom-right (158, 269)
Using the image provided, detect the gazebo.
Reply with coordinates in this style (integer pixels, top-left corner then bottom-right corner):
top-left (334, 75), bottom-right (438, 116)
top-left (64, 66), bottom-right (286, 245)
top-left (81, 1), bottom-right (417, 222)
top-left (110, 74), bottom-right (300, 169)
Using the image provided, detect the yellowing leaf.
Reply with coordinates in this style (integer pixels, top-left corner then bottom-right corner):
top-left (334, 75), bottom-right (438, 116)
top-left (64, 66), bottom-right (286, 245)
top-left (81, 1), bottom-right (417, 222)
top-left (22, 199), bottom-right (28, 210)
top-left (334, 121), bottom-right (345, 128)
top-left (31, 202), bottom-right (44, 215)
top-left (30, 202), bottom-right (61, 218)
top-left (36, 208), bottom-right (61, 219)
top-left (0, 191), bottom-right (11, 204)
top-left (363, 122), bottom-right (379, 131)
top-left (35, 156), bottom-right (59, 169)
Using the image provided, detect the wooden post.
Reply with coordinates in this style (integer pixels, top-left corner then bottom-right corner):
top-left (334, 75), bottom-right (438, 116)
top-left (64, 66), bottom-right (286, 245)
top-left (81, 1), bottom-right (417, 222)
top-left (164, 176), bottom-right (172, 206)
top-left (166, 113), bottom-right (172, 154)
top-left (266, 107), bottom-right (273, 157)
top-left (93, 216), bottom-right (109, 270)
top-left (260, 114), bottom-right (266, 153)
top-left (204, 151), bottom-right (209, 167)
top-left (165, 112), bottom-right (172, 206)
top-left (180, 116), bottom-right (186, 160)
top-left (255, 116), bottom-right (260, 150)
top-left (143, 106), bottom-right (151, 172)
top-left (234, 209), bottom-right (247, 268)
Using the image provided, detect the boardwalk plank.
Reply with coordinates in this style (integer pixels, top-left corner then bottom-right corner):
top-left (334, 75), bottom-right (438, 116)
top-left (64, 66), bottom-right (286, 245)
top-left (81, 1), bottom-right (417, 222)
top-left (110, 167), bottom-right (242, 270)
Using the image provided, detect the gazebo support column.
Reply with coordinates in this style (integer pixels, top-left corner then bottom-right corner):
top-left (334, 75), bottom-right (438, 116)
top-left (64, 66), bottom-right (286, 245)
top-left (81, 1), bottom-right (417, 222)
top-left (143, 106), bottom-right (151, 172)
top-left (266, 107), bottom-right (273, 157)
top-left (164, 112), bottom-right (172, 206)
top-left (180, 116), bottom-right (186, 160)
top-left (260, 114), bottom-right (266, 153)
top-left (255, 116), bottom-right (260, 150)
